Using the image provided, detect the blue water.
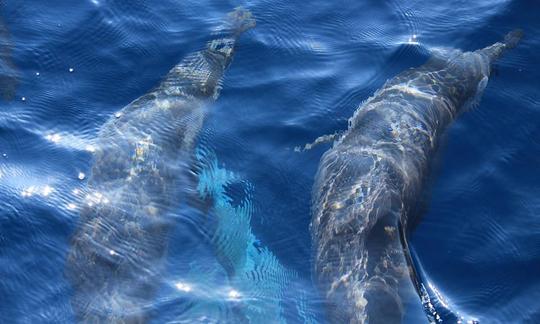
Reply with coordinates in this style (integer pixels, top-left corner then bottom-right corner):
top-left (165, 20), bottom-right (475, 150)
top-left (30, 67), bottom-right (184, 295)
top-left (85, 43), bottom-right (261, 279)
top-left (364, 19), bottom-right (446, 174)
top-left (1, 0), bottom-right (539, 323)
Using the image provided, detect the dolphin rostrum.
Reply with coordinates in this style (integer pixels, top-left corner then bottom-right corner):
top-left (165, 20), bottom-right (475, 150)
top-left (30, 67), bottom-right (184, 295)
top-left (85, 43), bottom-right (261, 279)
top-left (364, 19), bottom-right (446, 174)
top-left (311, 30), bottom-right (522, 323)
top-left (65, 8), bottom-right (255, 323)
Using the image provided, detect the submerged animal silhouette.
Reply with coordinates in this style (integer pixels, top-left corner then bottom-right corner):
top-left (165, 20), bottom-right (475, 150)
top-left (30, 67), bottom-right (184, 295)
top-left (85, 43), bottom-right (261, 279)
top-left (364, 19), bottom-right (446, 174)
top-left (65, 8), bottom-right (255, 323)
top-left (0, 10), bottom-right (18, 101)
top-left (311, 30), bottom-right (523, 323)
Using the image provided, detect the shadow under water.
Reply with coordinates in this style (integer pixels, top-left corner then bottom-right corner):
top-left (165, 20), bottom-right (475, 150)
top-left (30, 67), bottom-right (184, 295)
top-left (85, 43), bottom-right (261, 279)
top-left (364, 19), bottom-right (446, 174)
top-left (164, 148), bottom-right (319, 323)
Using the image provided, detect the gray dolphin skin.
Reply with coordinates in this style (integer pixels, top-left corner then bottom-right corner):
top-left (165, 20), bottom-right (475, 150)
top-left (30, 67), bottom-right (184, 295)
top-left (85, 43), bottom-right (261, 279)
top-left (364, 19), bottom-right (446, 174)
top-left (311, 30), bottom-right (522, 324)
top-left (65, 8), bottom-right (255, 323)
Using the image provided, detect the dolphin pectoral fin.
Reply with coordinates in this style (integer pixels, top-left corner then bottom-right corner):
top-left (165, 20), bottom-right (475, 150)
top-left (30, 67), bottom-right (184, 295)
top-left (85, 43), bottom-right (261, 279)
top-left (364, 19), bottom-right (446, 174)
top-left (294, 131), bottom-right (344, 152)
top-left (463, 75), bottom-right (489, 112)
top-left (477, 76), bottom-right (488, 95)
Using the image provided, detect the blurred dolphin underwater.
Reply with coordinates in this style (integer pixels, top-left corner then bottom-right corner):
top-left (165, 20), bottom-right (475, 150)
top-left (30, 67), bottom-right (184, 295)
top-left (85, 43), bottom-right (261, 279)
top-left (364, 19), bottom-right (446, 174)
top-left (0, 7), bottom-right (18, 101)
top-left (64, 7), bottom-right (259, 323)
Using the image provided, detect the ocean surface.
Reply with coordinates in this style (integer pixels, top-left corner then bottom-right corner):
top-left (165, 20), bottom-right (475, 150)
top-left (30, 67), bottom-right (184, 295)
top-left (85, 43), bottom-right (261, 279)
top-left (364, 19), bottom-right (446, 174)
top-left (1, 0), bottom-right (539, 323)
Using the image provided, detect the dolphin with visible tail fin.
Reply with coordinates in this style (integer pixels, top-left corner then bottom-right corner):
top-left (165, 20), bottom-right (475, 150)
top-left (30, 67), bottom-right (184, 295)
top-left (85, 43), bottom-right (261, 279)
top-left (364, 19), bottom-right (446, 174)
top-left (311, 30), bottom-right (523, 323)
top-left (65, 8), bottom-right (255, 323)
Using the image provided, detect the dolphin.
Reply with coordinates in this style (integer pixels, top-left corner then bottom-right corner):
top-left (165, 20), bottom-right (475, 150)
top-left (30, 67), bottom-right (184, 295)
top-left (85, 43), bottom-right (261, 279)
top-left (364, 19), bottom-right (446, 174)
top-left (65, 8), bottom-right (255, 323)
top-left (310, 30), bottom-right (522, 324)
top-left (0, 10), bottom-right (18, 101)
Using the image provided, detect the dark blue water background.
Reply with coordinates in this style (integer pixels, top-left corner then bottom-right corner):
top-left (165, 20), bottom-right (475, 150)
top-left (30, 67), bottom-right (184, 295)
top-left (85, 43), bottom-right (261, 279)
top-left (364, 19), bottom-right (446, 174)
top-left (1, 0), bottom-right (539, 323)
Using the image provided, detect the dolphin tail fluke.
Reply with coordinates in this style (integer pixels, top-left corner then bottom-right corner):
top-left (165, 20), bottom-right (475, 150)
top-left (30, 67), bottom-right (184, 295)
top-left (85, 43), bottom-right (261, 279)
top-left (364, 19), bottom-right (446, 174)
top-left (503, 29), bottom-right (524, 49)
top-left (217, 7), bottom-right (256, 37)
top-left (479, 29), bottom-right (523, 62)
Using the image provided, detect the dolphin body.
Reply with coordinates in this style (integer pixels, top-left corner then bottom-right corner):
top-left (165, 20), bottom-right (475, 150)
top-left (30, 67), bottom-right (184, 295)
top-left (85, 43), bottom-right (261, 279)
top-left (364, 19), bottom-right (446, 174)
top-left (311, 30), bottom-right (522, 324)
top-left (65, 9), bottom-right (255, 323)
